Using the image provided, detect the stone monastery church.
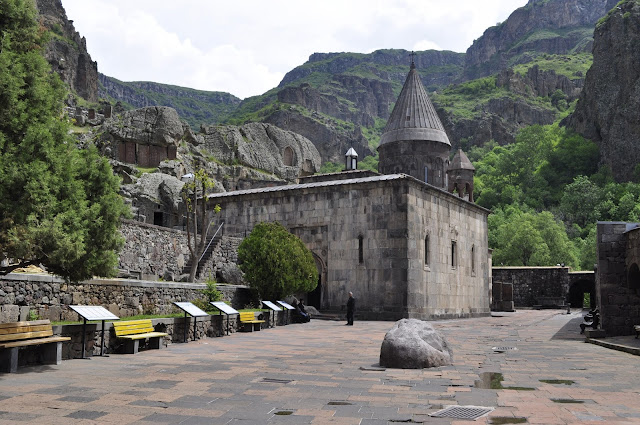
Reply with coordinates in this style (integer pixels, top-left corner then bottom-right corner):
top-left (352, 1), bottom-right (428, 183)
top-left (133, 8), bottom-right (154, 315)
top-left (208, 62), bottom-right (491, 320)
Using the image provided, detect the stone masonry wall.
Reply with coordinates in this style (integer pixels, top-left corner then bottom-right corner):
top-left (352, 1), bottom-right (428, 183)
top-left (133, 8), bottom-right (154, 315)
top-left (119, 219), bottom-right (189, 281)
top-left (407, 185), bottom-right (491, 319)
top-left (596, 222), bottom-right (640, 336)
top-left (0, 273), bottom-right (250, 323)
top-left (119, 219), bottom-right (242, 284)
top-left (492, 267), bottom-right (570, 307)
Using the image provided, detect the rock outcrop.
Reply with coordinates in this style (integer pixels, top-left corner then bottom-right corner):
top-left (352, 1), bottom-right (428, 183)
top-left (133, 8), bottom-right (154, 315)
top-left (567, 0), bottom-right (640, 182)
top-left (201, 122), bottom-right (321, 182)
top-left (379, 319), bottom-right (453, 369)
top-left (464, 0), bottom-right (617, 80)
top-left (35, 0), bottom-right (98, 101)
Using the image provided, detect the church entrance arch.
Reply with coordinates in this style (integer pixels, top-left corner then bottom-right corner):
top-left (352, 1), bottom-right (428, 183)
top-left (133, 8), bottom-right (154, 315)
top-left (568, 279), bottom-right (595, 309)
top-left (307, 253), bottom-right (326, 309)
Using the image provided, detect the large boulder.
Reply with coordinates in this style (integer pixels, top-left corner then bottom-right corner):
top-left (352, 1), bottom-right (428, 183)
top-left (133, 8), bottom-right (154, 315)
top-left (379, 319), bottom-right (453, 369)
top-left (104, 106), bottom-right (185, 147)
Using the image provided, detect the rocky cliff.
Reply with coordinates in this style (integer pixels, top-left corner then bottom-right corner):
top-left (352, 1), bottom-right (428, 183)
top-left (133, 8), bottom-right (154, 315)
top-left (35, 0), bottom-right (98, 101)
top-left (228, 49), bottom-right (464, 163)
top-left (99, 74), bottom-right (241, 129)
top-left (567, 0), bottom-right (640, 182)
top-left (464, 0), bottom-right (617, 80)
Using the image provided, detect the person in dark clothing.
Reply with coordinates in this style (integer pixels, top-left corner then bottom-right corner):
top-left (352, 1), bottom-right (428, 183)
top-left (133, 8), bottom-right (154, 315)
top-left (346, 292), bottom-right (355, 325)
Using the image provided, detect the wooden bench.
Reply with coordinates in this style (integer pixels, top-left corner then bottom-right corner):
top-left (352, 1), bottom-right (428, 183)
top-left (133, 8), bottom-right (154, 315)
top-left (112, 319), bottom-right (168, 354)
top-left (0, 320), bottom-right (71, 373)
top-left (239, 312), bottom-right (265, 332)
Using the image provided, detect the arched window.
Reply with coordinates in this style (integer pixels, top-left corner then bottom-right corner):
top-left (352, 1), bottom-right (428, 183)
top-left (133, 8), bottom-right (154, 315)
top-left (451, 241), bottom-right (457, 269)
top-left (358, 235), bottom-right (364, 264)
top-left (283, 146), bottom-right (295, 166)
top-left (471, 245), bottom-right (475, 274)
top-left (424, 234), bottom-right (430, 266)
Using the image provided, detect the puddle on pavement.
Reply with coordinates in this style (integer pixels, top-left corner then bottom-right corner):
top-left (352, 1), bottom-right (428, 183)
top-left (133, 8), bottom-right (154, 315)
top-left (475, 372), bottom-right (504, 389)
top-left (552, 398), bottom-right (584, 403)
top-left (539, 379), bottom-right (575, 385)
top-left (475, 372), bottom-right (535, 391)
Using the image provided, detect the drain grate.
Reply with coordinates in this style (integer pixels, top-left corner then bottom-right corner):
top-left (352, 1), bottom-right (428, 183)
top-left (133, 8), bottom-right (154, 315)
top-left (430, 405), bottom-right (494, 420)
top-left (492, 346), bottom-right (517, 352)
top-left (261, 378), bottom-right (293, 384)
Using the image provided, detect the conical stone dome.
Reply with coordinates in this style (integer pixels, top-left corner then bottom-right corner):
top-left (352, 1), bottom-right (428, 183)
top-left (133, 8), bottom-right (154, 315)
top-left (379, 63), bottom-right (450, 147)
top-left (378, 61), bottom-right (452, 188)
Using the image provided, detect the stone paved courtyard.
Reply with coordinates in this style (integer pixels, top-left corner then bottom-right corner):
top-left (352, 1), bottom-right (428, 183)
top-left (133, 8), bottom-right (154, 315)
top-left (1, 310), bottom-right (639, 424)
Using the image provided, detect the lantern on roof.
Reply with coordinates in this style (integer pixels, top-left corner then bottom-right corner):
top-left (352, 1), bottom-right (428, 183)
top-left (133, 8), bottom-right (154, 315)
top-left (345, 147), bottom-right (358, 171)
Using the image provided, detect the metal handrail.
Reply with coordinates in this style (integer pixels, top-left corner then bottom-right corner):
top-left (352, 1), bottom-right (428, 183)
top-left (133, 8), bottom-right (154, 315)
top-left (198, 222), bottom-right (224, 264)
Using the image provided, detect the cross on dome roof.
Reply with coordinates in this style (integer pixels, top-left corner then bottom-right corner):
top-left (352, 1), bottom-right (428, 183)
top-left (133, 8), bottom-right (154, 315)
top-left (379, 62), bottom-right (450, 147)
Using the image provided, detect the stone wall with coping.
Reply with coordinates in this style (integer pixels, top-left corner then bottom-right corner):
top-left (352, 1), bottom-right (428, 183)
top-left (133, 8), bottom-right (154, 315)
top-left (0, 273), bottom-right (251, 323)
top-left (492, 267), bottom-right (570, 307)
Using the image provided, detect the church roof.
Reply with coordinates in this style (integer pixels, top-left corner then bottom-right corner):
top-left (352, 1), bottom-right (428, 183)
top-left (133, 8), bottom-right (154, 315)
top-left (206, 173), bottom-right (490, 213)
top-left (449, 149), bottom-right (475, 171)
top-left (379, 62), bottom-right (451, 147)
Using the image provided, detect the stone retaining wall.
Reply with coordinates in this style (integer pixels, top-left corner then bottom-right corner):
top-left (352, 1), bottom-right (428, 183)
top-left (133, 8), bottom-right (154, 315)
top-left (0, 273), bottom-right (251, 323)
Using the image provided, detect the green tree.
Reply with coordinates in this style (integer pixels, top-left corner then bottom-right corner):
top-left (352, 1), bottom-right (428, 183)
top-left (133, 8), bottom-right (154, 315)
top-left (489, 206), bottom-right (578, 268)
top-left (238, 222), bottom-right (317, 300)
top-left (181, 169), bottom-right (221, 282)
top-left (0, 0), bottom-right (128, 280)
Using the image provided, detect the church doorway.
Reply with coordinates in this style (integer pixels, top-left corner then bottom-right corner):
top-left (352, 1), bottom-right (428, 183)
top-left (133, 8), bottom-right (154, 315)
top-left (307, 254), bottom-right (325, 309)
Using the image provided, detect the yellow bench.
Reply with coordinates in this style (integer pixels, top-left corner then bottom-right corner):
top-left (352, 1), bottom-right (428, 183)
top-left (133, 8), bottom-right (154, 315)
top-left (239, 312), bottom-right (265, 332)
top-left (0, 319), bottom-right (70, 373)
top-left (112, 319), bottom-right (168, 354)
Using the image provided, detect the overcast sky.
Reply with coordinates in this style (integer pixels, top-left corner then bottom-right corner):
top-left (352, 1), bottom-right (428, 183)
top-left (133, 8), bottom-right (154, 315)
top-left (62, 0), bottom-right (529, 99)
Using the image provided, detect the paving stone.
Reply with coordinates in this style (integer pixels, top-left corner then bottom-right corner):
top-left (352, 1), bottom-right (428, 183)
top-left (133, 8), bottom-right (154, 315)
top-left (65, 410), bottom-right (108, 419)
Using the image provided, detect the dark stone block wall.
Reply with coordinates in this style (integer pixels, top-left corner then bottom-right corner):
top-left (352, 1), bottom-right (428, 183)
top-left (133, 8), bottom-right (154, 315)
top-left (596, 222), bottom-right (640, 336)
top-left (492, 267), bottom-right (570, 307)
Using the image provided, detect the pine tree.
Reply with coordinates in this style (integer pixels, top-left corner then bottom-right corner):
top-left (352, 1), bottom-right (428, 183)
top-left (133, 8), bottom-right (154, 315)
top-left (0, 0), bottom-right (129, 280)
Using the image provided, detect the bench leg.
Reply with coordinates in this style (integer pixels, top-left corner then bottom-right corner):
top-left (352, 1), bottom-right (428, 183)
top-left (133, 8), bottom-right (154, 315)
top-left (123, 339), bottom-right (140, 354)
top-left (42, 342), bottom-right (63, 365)
top-left (254, 323), bottom-right (261, 331)
top-left (0, 348), bottom-right (19, 373)
top-left (148, 337), bottom-right (163, 350)
top-left (240, 323), bottom-right (252, 332)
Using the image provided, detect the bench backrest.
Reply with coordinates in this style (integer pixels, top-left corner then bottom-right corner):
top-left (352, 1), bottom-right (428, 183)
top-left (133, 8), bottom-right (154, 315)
top-left (239, 312), bottom-right (256, 322)
top-left (0, 320), bottom-right (54, 343)
top-left (113, 319), bottom-right (155, 337)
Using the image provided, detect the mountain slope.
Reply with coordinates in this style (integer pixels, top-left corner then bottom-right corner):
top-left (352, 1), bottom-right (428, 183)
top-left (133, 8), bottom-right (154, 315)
top-left (464, 0), bottom-right (617, 80)
top-left (99, 74), bottom-right (241, 129)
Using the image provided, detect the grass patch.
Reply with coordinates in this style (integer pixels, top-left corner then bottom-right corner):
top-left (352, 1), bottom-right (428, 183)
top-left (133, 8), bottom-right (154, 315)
top-left (489, 418), bottom-right (528, 424)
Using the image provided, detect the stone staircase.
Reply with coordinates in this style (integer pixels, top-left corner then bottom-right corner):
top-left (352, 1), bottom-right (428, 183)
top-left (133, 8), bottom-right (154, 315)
top-left (181, 233), bottom-right (223, 278)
